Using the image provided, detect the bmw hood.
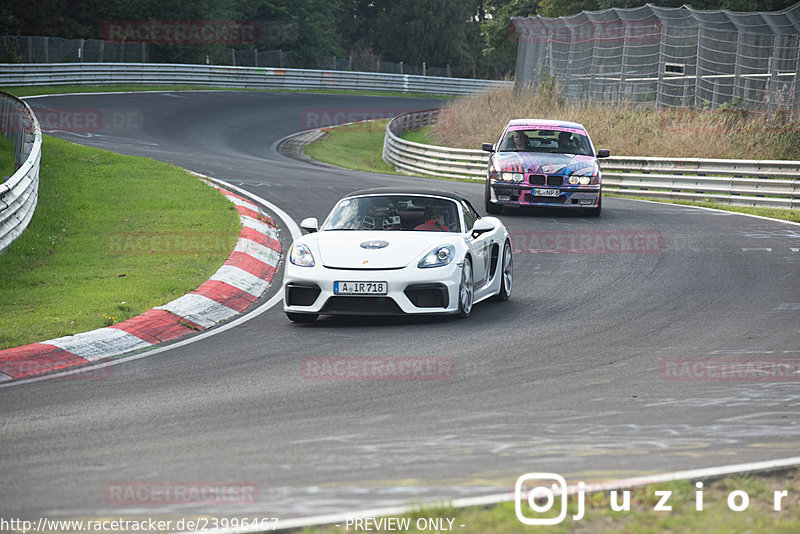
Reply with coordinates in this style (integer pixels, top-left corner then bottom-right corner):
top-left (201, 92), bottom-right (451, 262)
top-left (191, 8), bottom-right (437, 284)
top-left (310, 231), bottom-right (454, 269)
top-left (493, 152), bottom-right (597, 176)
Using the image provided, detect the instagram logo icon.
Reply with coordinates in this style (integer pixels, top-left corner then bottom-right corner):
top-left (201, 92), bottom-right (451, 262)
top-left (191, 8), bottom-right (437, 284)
top-left (516, 473), bottom-right (585, 525)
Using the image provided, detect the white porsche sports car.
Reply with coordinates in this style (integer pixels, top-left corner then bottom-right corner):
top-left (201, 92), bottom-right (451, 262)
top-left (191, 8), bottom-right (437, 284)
top-left (282, 188), bottom-right (513, 322)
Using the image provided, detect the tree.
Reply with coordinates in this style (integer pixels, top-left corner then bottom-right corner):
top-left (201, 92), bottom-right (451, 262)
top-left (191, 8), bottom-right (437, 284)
top-left (481, 0), bottom-right (540, 77)
top-left (368, 0), bottom-right (480, 68)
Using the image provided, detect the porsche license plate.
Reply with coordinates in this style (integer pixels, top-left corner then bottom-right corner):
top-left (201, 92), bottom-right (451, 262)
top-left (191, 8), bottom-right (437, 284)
top-left (534, 188), bottom-right (560, 197)
top-left (334, 281), bottom-right (388, 295)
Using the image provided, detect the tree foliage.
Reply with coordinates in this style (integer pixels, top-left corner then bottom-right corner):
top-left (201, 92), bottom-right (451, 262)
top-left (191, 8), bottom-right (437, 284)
top-left (1, 0), bottom-right (796, 75)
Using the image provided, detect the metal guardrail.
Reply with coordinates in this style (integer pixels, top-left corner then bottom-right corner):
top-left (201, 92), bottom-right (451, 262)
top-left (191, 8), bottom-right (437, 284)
top-left (0, 92), bottom-right (41, 253)
top-left (0, 63), bottom-right (512, 96)
top-left (383, 110), bottom-right (800, 209)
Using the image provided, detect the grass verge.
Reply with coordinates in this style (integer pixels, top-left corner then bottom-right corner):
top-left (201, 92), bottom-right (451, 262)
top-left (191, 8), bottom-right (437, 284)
top-left (0, 135), bottom-right (14, 177)
top-left (302, 121), bottom-right (800, 223)
top-left (297, 468), bottom-right (800, 533)
top-left (0, 135), bottom-right (241, 350)
top-left (304, 120), bottom-right (397, 174)
top-left (1, 85), bottom-right (449, 100)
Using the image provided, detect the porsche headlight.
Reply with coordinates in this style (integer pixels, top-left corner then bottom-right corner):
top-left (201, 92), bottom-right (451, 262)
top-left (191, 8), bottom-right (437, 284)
top-left (290, 243), bottom-right (315, 267)
top-left (418, 245), bottom-right (455, 269)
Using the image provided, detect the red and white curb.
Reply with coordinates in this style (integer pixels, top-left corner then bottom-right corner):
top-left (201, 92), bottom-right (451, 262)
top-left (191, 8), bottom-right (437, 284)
top-left (0, 183), bottom-right (281, 382)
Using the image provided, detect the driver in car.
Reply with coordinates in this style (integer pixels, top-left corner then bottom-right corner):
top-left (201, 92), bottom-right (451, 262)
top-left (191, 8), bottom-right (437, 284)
top-left (415, 209), bottom-right (449, 232)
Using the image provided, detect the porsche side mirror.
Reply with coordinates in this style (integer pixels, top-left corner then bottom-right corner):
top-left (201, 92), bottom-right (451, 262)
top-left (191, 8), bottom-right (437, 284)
top-left (481, 142), bottom-right (495, 153)
top-left (300, 217), bottom-right (319, 233)
top-left (597, 149), bottom-right (611, 158)
top-left (471, 219), bottom-right (494, 237)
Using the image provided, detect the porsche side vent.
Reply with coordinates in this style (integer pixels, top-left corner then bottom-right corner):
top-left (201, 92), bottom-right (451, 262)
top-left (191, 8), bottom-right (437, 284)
top-left (404, 284), bottom-right (448, 308)
top-left (286, 283), bottom-right (321, 306)
top-left (489, 244), bottom-right (500, 278)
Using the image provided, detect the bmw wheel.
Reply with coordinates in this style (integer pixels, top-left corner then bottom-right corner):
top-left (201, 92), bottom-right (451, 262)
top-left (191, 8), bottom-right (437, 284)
top-left (485, 182), bottom-right (503, 214)
top-left (585, 194), bottom-right (602, 217)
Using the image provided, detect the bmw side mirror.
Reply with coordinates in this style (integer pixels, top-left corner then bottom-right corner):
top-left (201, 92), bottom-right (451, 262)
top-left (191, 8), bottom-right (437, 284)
top-left (597, 149), bottom-right (611, 158)
top-left (481, 142), bottom-right (495, 153)
top-left (300, 217), bottom-right (319, 233)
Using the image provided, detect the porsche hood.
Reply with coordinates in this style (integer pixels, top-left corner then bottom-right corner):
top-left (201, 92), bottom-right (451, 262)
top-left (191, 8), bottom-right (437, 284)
top-left (308, 231), bottom-right (455, 269)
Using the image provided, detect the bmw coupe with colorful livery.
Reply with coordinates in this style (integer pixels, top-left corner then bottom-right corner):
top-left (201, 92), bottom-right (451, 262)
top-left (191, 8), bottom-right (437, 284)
top-left (282, 188), bottom-right (512, 323)
top-left (482, 119), bottom-right (610, 216)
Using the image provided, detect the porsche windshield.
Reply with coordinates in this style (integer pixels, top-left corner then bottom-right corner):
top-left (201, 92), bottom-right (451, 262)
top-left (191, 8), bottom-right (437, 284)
top-left (500, 128), bottom-right (592, 156)
top-left (324, 195), bottom-right (461, 232)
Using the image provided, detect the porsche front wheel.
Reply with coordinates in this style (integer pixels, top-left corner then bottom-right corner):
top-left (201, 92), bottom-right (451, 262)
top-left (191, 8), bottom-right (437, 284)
top-left (457, 258), bottom-right (474, 318)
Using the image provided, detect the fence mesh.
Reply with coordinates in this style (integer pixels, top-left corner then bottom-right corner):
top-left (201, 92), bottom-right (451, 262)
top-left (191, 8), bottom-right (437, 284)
top-left (512, 2), bottom-right (800, 111)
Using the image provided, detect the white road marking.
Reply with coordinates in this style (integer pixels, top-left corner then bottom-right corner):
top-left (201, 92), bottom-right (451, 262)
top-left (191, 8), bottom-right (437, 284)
top-left (49, 328), bottom-right (151, 362)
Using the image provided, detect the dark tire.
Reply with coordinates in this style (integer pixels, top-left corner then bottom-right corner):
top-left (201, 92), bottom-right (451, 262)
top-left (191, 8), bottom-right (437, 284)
top-left (485, 199), bottom-right (503, 215)
top-left (585, 194), bottom-right (602, 217)
top-left (485, 182), bottom-right (503, 214)
top-left (457, 257), bottom-right (474, 318)
top-left (286, 312), bottom-right (318, 323)
top-left (494, 241), bottom-right (513, 301)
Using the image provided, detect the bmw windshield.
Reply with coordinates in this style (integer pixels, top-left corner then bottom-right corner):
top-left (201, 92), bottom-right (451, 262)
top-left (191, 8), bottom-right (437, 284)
top-left (501, 128), bottom-right (593, 156)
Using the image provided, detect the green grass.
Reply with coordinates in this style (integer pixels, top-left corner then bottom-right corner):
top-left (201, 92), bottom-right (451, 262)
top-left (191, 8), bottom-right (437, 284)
top-left (304, 119), bottom-right (397, 174)
top-left (398, 127), bottom-right (435, 145)
top-left (0, 135), bottom-right (15, 177)
top-left (296, 469), bottom-right (800, 533)
top-left (0, 135), bottom-right (240, 350)
top-left (1, 85), bottom-right (450, 100)
top-left (305, 121), bottom-right (800, 224)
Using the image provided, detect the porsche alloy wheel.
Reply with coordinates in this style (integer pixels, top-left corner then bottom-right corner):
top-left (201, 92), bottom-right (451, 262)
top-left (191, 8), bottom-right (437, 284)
top-left (495, 241), bottom-right (513, 301)
top-left (458, 258), bottom-right (474, 318)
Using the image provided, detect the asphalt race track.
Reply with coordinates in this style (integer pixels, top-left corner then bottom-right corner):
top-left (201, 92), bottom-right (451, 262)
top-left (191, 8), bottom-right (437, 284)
top-left (1, 91), bottom-right (799, 522)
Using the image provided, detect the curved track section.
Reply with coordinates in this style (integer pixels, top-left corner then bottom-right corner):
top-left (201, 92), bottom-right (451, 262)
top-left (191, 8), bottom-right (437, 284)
top-left (1, 92), bottom-right (798, 522)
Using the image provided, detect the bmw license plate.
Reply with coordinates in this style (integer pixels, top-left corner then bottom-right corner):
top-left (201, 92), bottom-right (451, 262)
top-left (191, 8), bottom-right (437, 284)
top-left (534, 188), bottom-right (560, 197)
top-left (334, 281), bottom-right (387, 295)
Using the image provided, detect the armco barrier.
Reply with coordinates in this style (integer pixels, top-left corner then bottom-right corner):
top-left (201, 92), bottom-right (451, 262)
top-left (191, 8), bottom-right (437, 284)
top-left (0, 63), bottom-right (511, 96)
top-left (383, 110), bottom-right (800, 209)
top-left (0, 92), bottom-right (41, 253)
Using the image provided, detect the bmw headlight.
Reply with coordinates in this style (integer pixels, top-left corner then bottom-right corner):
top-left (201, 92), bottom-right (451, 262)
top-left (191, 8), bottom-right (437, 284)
top-left (568, 174), bottom-right (596, 185)
top-left (418, 245), bottom-right (455, 269)
top-left (290, 243), bottom-right (315, 267)
top-left (501, 172), bottom-right (524, 182)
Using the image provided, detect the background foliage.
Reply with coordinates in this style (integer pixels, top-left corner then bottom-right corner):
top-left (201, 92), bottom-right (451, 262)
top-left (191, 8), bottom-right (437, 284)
top-left (1, 0), bottom-right (797, 76)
